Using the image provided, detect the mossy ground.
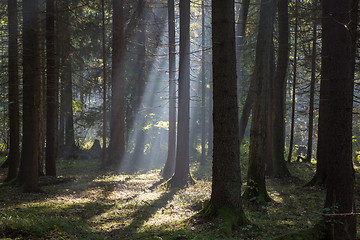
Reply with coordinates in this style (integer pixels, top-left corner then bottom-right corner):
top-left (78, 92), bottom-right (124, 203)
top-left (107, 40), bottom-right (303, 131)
top-left (1, 156), bottom-right (360, 239)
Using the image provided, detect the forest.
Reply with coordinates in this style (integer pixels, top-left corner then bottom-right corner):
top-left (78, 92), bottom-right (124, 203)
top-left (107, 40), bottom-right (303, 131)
top-left (0, 0), bottom-right (359, 239)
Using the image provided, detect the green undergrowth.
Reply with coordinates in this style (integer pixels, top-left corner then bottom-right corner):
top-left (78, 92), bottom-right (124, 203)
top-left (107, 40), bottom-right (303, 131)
top-left (0, 158), bottom-right (360, 239)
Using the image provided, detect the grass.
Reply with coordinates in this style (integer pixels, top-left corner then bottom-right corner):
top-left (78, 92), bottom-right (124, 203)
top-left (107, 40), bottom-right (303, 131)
top-left (0, 156), bottom-right (360, 239)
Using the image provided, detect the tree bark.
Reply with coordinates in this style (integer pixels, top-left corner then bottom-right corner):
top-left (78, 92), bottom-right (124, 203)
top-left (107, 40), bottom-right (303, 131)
top-left (108, 0), bottom-right (125, 167)
top-left (287, 0), bottom-right (298, 163)
top-left (45, 0), bottom-right (57, 176)
top-left (237, 0), bottom-right (251, 144)
top-left (101, 0), bottom-right (107, 167)
top-left (271, 0), bottom-right (291, 178)
top-left (206, 0), bottom-right (248, 232)
top-left (168, 0), bottom-right (194, 187)
top-left (242, 0), bottom-right (274, 203)
top-left (305, 1), bottom-right (318, 163)
top-left (18, 0), bottom-right (41, 192)
top-left (200, 0), bottom-right (206, 164)
top-left (162, 0), bottom-right (177, 179)
top-left (321, 1), bottom-right (356, 238)
top-left (5, 0), bottom-right (20, 182)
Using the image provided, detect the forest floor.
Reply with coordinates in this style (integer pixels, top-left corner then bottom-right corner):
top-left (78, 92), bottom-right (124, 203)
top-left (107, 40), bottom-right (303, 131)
top-left (0, 157), bottom-right (360, 239)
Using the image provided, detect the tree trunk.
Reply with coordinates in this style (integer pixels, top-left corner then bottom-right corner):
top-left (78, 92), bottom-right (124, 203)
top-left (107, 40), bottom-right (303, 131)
top-left (101, 0), bottom-right (107, 167)
top-left (200, 0), bottom-right (206, 164)
top-left (305, 2), bottom-right (318, 163)
top-left (206, 0), bottom-right (248, 232)
top-left (321, 1), bottom-right (356, 238)
top-left (242, 0), bottom-right (274, 203)
top-left (237, 0), bottom-right (251, 144)
top-left (57, 2), bottom-right (75, 159)
top-left (5, 0), bottom-right (20, 182)
top-left (108, 0), bottom-right (125, 167)
top-left (271, 0), bottom-right (290, 178)
top-left (162, 0), bottom-right (177, 179)
top-left (287, 0), bottom-right (298, 163)
top-left (45, 0), bottom-right (57, 176)
top-left (168, 0), bottom-right (194, 188)
top-left (18, 0), bottom-right (41, 192)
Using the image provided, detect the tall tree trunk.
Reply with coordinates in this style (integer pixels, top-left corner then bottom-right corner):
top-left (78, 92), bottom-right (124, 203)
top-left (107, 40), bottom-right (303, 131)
top-left (101, 0), bottom-right (107, 167)
top-left (271, 0), bottom-right (291, 177)
top-left (18, 0), bottom-right (41, 192)
top-left (206, 0), bottom-right (248, 231)
top-left (237, 0), bottom-right (251, 144)
top-left (242, 0), bottom-right (274, 203)
top-left (162, 0), bottom-right (177, 179)
top-left (200, 0), bottom-right (206, 164)
top-left (108, 0), bottom-right (125, 166)
top-left (306, 0), bottom-right (327, 186)
top-left (5, 0), bottom-right (20, 182)
top-left (45, 0), bottom-right (57, 176)
top-left (305, 1), bottom-right (318, 163)
top-left (168, 0), bottom-right (194, 187)
top-left (287, 0), bottom-right (298, 163)
top-left (63, 29), bottom-right (75, 158)
top-left (321, 0), bottom-right (356, 238)
top-left (57, 2), bottom-right (75, 159)
top-left (265, 40), bottom-right (275, 176)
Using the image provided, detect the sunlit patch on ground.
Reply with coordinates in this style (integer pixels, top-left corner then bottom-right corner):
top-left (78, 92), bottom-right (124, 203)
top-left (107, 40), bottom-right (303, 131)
top-left (1, 158), bottom-right (360, 239)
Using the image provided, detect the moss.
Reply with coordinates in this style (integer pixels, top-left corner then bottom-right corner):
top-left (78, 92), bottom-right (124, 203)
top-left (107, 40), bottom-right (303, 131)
top-left (200, 203), bottom-right (249, 236)
top-left (272, 225), bottom-right (326, 240)
top-left (242, 187), bottom-right (272, 203)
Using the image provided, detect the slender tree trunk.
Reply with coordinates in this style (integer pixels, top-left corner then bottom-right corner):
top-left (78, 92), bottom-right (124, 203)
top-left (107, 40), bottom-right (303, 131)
top-left (18, 0), bottom-right (41, 192)
top-left (206, 0), bottom-right (248, 231)
top-left (108, 0), bottom-right (125, 166)
top-left (200, 0), bottom-right (206, 164)
top-left (321, 1), bottom-right (356, 238)
top-left (265, 40), bottom-right (275, 176)
top-left (5, 0), bottom-right (20, 182)
top-left (168, 0), bottom-right (194, 187)
top-left (271, 0), bottom-right (291, 177)
top-left (162, 0), bottom-right (177, 179)
top-left (237, 0), bottom-right (251, 143)
top-left (63, 29), bottom-right (75, 158)
top-left (57, 2), bottom-right (75, 159)
top-left (242, 0), bottom-right (274, 203)
top-left (287, 0), bottom-right (298, 163)
top-left (305, 2), bottom-right (317, 163)
top-left (45, 0), bottom-right (57, 176)
top-left (101, 0), bottom-right (107, 167)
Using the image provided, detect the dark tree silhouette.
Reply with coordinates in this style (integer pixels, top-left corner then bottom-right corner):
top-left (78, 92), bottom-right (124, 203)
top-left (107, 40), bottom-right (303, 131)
top-left (305, 0), bottom-right (318, 163)
top-left (287, 0), bottom-right (299, 163)
top-left (242, 0), bottom-right (274, 202)
top-left (270, 0), bottom-right (290, 178)
top-left (108, 0), bottom-right (125, 166)
top-left (204, 0), bottom-right (248, 232)
top-left (5, 0), bottom-right (20, 182)
top-left (45, 0), bottom-right (57, 176)
top-left (162, 0), bottom-right (177, 179)
top-left (17, 0), bottom-right (41, 192)
top-left (320, 0), bottom-right (357, 238)
top-left (168, 0), bottom-right (194, 187)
